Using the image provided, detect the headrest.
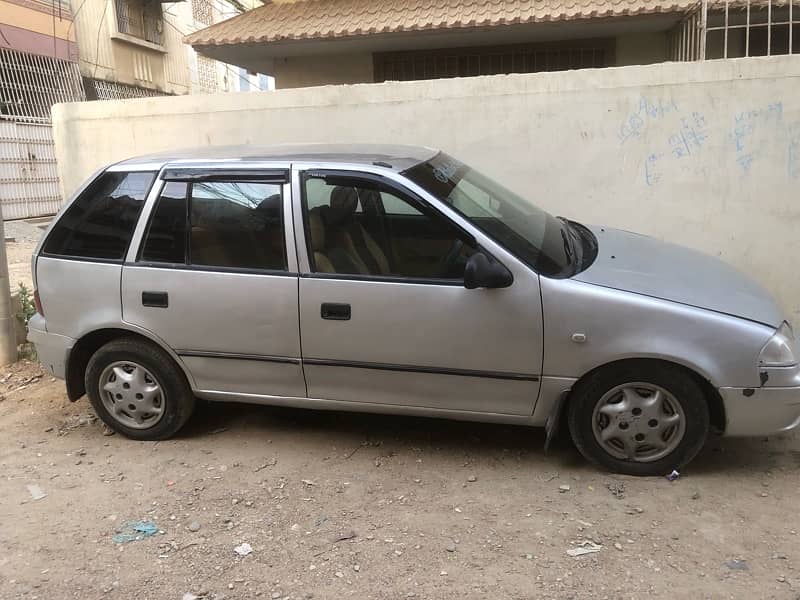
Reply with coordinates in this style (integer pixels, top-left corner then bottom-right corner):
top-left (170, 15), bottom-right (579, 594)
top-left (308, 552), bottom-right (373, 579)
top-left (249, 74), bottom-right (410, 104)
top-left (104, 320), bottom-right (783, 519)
top-left (308, 208), bottom-right (325, 252)
top-left (328, 186), bottom-right (359, 227)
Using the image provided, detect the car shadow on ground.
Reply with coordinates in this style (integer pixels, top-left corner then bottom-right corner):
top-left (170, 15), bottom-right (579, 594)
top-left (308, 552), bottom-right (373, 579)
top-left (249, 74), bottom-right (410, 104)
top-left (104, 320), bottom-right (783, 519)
top-left (176, 400), bottom-right (797, 477)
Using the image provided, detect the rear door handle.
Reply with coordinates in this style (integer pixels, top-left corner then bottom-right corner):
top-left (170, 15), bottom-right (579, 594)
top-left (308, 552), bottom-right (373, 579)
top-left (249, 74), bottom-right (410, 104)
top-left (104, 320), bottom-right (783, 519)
top-left (142, 291), bottom-right (168, 308)
top-left (321, 303), bottom-right (351, 321)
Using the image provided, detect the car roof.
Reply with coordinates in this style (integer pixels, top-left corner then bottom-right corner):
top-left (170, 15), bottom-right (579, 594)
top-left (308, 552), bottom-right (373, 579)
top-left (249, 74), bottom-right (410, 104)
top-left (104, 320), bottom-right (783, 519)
top-left (112, 143), bottom-right (439, 172)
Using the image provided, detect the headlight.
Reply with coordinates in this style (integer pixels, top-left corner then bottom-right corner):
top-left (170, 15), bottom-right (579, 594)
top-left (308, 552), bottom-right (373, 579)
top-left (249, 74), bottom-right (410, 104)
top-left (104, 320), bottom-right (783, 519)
top-left (759, 321), bottom-right (797, 367)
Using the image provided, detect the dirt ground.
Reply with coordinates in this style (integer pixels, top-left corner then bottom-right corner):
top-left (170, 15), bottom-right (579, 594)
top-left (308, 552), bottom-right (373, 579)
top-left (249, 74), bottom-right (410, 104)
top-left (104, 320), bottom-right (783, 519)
top-left (0, 359), bottom-right (799, 600)
top-left (2, 228), bottom-right (800, 600)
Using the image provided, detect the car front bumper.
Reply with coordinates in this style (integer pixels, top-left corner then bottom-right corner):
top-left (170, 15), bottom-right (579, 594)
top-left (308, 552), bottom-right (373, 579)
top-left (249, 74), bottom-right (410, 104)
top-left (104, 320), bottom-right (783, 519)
top-left (26, 314), bottom-right (73, 380)
top-left (721, 366), bottom-right (800, 436)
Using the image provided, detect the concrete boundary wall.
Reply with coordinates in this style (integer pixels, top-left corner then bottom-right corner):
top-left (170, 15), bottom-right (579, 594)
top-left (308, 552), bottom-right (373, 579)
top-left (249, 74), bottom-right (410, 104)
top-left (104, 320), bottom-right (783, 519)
top-left (53, 56), bottom-right (800, 318)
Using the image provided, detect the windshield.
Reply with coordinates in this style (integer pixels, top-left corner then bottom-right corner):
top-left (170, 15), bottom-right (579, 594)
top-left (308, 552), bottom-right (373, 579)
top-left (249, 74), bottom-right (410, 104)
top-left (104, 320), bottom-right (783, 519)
top-left (403, 153), bottom-right (574, 277)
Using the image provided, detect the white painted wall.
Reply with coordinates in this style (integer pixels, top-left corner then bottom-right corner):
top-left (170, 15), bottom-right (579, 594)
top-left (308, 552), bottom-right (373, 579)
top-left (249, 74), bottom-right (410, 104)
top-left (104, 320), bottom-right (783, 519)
top-left (52, 56), bottom-right (800, 318)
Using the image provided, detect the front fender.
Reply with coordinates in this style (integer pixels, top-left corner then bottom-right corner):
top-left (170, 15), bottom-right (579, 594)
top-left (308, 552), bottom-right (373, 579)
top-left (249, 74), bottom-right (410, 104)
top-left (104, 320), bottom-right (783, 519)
top-left (540, 278), bottom-right (773, 389)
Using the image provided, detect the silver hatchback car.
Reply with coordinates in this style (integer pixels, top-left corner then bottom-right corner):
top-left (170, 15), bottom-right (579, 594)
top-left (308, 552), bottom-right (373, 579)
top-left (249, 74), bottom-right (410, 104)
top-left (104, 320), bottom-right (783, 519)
top-left (29, 144), bottom-right (800, 475)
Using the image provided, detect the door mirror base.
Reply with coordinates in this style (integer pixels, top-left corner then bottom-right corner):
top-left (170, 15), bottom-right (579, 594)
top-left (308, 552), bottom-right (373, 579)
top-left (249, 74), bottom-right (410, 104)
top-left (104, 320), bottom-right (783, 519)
top-left (464, 252), bottom-right (513, 289)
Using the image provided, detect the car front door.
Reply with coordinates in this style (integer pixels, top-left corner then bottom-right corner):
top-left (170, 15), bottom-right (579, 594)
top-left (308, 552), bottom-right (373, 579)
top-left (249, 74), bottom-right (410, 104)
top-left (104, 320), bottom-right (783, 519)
top-left (294, 166), bottom-right (543, 417)
top-left (122, 166), bottom-right (305, 399)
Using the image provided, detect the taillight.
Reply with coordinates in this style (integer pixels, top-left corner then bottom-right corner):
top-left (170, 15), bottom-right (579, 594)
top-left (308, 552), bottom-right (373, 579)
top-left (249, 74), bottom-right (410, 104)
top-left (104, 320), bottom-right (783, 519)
top-left (33, 289), bottom-right (43, 317)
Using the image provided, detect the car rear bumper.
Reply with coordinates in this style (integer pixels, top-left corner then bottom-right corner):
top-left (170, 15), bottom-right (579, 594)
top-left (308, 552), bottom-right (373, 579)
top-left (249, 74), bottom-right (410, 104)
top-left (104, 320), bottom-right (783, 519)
top-left (27, 314), bottom-right (72, 380)
top-left (721, 383), bottom-right (800, 436)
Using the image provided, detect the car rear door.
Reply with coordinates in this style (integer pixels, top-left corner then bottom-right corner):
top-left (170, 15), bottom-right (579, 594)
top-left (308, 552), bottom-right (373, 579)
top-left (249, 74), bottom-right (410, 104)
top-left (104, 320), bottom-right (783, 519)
top-left (122, 165), bottom-right (306, 400)
top-left (293, 165), bottom-right (543, 416)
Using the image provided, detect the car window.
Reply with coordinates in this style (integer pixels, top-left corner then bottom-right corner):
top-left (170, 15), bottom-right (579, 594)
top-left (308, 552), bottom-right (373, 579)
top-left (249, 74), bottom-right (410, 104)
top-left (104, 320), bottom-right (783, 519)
top-left (379, 192), bottom-right (422, 216)
top-left (140, 182), bottom-right (188, 264)
top-left (302, 175), bottom-right (475, 280)
top-left (43, 171), bottom-right (155, 260)
top-left (189, 181), bottom-right (287, 271)
top-left (404, 152), bottom-right (574, 277)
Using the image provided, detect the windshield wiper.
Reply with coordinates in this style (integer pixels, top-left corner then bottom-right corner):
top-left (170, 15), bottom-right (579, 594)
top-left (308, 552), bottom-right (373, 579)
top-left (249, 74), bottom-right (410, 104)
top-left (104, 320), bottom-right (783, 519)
top-left (557, 217), bottom-right (575, 262)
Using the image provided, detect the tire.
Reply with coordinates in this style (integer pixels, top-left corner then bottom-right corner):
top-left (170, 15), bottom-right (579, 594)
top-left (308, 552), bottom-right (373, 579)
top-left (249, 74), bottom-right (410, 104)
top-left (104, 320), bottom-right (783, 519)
top-left (85, 337), bottom-right (195, 440)
top-left (567, 361), bottom-right (709, 476)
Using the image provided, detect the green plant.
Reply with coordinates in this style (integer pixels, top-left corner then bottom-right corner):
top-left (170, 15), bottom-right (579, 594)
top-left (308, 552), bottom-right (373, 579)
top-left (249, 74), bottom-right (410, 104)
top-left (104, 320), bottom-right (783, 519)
top-left (17, 283), bottom-right (36, 327)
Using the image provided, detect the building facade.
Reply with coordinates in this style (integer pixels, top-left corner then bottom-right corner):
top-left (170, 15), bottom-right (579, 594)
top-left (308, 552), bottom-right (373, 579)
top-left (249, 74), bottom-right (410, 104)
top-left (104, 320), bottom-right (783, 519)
top-left (71, 0), bottom-right (270, 99)
top-left (0, 0), bottom-right (271, 219)
top-left (0, 0), bottom-right (86, 218)
top-left (187, 0), bottom-right (800, 89)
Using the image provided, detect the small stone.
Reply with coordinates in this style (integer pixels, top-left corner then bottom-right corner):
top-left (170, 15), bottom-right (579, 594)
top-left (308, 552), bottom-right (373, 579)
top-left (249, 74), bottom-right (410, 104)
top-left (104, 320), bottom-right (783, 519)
top-left (290, 523), bottom-right (300, 532)
top-left (760, 492), bottom-right (769, 497)
top-left (353, 564), bottom-right (360, 572)
top-left (188, 521), bottom-right (201, 532)
top-left (232, 498), bottom-right (240, 505)
top-left (558, 484), bottom-right (571, 493)
top-left (762, 481), bottom-right (770, 487)
top-left (614, 543), bottom-right (623, 551)
top-left (440, 570), bottom-right (447, 576)
top-left (691, 492), bottom-right (700, 500)
top-left (394, 550), bottom-right (403, 556)
top-left (228, 583), bottom-right (235, 590)
top-left (445, 542), bottom-right (456, 553)
top-left (335, 571), bottom-right (344, 578)
top-left (467, 475), bottom-right (477, 483)
top-left (272, 592), bottom-right (281, 599)
top-left (777, 576), bottom-right (786, 583)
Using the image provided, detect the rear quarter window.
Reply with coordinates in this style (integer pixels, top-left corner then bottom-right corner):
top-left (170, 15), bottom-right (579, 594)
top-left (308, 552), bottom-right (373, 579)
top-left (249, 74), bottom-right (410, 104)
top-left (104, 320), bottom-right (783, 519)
top-left (43, 171), bottom-right (156, 260)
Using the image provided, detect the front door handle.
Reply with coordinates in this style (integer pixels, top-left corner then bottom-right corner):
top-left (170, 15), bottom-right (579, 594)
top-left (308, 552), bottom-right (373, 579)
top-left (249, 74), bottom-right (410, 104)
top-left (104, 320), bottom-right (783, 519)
top-left (321, 303), bottom-right (351, 321)
top-left (142, 291), bottom-right (168, 308)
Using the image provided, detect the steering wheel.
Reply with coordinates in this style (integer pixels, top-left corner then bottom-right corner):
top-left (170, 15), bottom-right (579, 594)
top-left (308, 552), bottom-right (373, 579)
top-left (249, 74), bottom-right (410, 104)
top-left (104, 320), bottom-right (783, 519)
top-left (437, 239), bottom-right (465, 278)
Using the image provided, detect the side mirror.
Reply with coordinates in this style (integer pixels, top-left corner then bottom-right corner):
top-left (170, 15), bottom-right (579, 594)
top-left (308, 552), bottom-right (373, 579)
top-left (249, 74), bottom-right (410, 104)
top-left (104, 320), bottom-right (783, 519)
top-left (464, 252), bottom-right (513, 290)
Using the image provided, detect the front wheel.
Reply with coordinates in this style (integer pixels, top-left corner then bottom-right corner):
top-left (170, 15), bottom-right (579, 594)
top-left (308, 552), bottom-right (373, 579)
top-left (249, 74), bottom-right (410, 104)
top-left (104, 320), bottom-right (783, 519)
top-left (86, 337), bottom-right (195, 440)
top-left (567, 361), bottom-right (709, 476)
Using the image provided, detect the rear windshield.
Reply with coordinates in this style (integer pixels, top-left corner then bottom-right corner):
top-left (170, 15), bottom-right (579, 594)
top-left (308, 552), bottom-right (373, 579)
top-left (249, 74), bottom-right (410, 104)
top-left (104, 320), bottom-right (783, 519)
top-left (43, 171), bottom-right (156, 260)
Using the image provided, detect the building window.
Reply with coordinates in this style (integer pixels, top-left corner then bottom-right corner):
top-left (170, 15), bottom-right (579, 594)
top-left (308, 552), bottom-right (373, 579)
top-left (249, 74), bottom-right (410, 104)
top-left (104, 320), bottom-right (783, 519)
top-left (197, 55), bottom-right (218, 92)
top-left (115, 0), bottom-right (164, 46)
top-left (373, 40), bottom-right (614, 82)
top-left (192, 0), bottom-right (213, 26)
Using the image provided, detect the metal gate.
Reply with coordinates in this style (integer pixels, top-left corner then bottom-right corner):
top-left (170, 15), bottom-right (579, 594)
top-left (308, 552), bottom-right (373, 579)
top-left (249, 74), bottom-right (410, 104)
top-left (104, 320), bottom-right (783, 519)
top-left (0, 47), bottom-right (86, 220)
top-left (0, 118), bottom-right (61, 220)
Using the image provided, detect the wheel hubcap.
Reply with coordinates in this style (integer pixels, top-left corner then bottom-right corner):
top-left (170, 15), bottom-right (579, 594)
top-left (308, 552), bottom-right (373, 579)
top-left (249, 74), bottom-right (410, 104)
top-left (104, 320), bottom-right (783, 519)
top-left (591, 382), bottom-right (686, 463)
top-left (99, 361), bottom-right (165, 430)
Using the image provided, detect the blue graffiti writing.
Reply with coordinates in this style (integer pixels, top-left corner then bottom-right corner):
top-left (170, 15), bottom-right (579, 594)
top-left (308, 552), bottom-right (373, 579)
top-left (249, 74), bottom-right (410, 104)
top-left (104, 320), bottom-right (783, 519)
top-left (644, 153), bottom-right (664, 186)
top-left (732, 101), bottom-right (783, 174)
top-left (668, 112), bottom-right (710, 158)
top-left (789, 134), bottom-right (800, 179)
top-left (619, 97), bottom-right (680, 144)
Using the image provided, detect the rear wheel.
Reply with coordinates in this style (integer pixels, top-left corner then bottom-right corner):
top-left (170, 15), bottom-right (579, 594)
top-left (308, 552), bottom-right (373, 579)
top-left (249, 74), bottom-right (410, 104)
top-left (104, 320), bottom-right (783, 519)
top-left (567, 361), bottom-right (709, 476)
top-left (86, 338), bottom-right (195, 440)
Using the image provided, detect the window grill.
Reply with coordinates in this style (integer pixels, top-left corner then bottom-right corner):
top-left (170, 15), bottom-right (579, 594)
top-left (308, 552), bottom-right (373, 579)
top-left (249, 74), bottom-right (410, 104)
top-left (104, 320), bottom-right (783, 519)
top-left (0, 48), bottom-right (85, 123)
top-left (85, 78), bottom-right (171, 100)
top-left (374, 40), bottom-right (614, 82)
top-left (192, 0), bottom-right (213, 26)
top-left (196, 55), bottom-right (219, 92)
top-left (116, 0), bottom-right (165, 45)
top-left (670, 1), bottom-right (800, 60)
